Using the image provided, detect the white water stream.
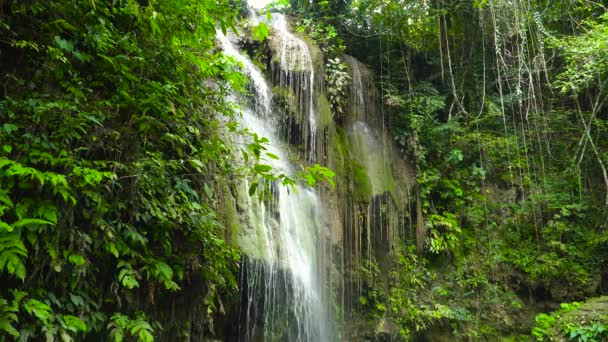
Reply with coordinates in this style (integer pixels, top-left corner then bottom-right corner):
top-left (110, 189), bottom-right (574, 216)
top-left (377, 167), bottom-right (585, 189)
top-left (217, 22), bottom-right (329, 342)
top-left (267, 13), bottom-right (318, 163)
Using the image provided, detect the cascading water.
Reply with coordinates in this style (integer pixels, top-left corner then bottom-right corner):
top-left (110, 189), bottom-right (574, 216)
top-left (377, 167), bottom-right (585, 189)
top-left (216, 31), bottom-right (271, 117)
top-left (267, 13), bottom-right (318, 163)
top-left (216, 7), bottom-right (415, 340)
top-left (217, 26), bottom-right (330, 342)
top-left (344, 55), bottom-right (380, 126)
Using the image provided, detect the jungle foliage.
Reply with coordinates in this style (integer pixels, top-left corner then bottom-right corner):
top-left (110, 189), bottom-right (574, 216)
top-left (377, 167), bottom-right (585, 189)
top-left (285, 0), bottom-right (608, 339)
top-left (0, 0), bottom-right (253, 340)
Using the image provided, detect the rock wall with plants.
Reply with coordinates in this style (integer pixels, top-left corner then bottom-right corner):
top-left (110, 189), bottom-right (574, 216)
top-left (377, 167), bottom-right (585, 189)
top-left (223, 11), bottom-right (417, 340)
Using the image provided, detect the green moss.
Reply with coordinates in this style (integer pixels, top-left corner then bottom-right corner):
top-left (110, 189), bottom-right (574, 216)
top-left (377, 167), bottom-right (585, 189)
top-left (332, 127), bottom-right (349, 180)
top-left (302, 34), bottom-right (325, 73)
top-left (267, 24), bottom-right (324, 74)
top-left (352, 160), bottom-right (373, 203)
top-left (347, 127), bottom-right (398, 200)
top-left (532, 297), bottom-right (608, 341)
top-left (334, 126), bottom-right (348, 153)
top-left (371, 160), bottom-right (396, 200)
top-left (317, 92), bottom-right (334, 128)
top-left (289, 26), bottom-right (324, 72)
top-left (272, 86), bottom-right (302, 121)
top-left (272, 85), bottom-right (296, 101)
top-left (217, 180), bottom-right (240, 243)
top-left (558, 297), bottom-right (608, 330)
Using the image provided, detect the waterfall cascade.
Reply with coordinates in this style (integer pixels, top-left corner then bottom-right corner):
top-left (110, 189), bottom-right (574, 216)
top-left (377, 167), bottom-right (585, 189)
top-left (267, 13), bottom-right (318, 162)
top-left (218, 26), bottom-right (329, 342)
top-left (217, 10), bottom-right (414, 341)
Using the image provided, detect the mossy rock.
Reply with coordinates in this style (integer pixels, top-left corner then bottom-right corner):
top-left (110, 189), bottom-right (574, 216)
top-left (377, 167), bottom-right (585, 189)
top-left (272, 86), bottom-right (302, 121)
top-left (373, 316), bottom-right (400, 341)
top-left (272, 85), bottom-right (297, 106)
top-left (316, 92), bottom-right (334, 128)
top-left (558, 297), bottom-right (608, 328)
top-left (534, 297), bottom-right (608, 341)
top-left (352, 160), bottom-right (373, 203)
top-left (347, 123), bottom-right (397, 200)
top-left (332, 126), bottom-right (372, 202)
top-left (331, 128), bottom-right (347, 184)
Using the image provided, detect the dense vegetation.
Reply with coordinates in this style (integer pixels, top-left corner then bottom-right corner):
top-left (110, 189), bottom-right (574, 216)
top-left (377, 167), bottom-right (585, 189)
top-left (2, 0), bottom-right (608, 340)
top-left (285, 0), bottom-right (608, 339)
top-left (0, 1), bottom-right (248, 339)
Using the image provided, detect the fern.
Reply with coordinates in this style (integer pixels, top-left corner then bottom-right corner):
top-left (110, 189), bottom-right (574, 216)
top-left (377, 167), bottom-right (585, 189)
top-left (0, 297), bottom-right (20, 337)
top-left (24, 299), bottom-right (53, 325)
top-left (108, 313), bottom-right (155, 342)
top-left (0, 234), bottom-right (28, 280)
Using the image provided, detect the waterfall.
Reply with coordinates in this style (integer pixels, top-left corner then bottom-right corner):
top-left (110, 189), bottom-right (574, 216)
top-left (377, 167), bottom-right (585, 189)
top-left (267, 13), bottom-right (318, 163)
top-left (216, 32), bottom-right (271, 117)
top-left (217, 27), bottom-right (330, 342)
top-left (217, 9), bottom-right (414, 340)
top-left (344, 55), bottom-right (379, 126)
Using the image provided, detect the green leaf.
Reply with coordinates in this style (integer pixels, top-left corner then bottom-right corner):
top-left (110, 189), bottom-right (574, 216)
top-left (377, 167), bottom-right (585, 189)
top-left (1, 124), bottom-right (17, 135)
top-left (188, 159), bottom-right (205, 172)
top-left (60, 330), bottom-right (73, 342)
top-left (68, 254), bottom-right (86, 266)
top-left (137, 329), bottom-right (154, 342)
top-left (54, 36), bottom-right (74, 52)
top-left (0, 319), bottom-right (19, 337)
top-left (106, 242), bottom-right (120, 258)
top-left (118, 262), bottom-right (140, 289)
top-left (248, 182), bottom-right (258, 196)
top-left (42, 206), bottom-right (58, 224)
top-left (149, 11), bottom-right (162, 35)
top-left (252, 22), bottom-right (268, 42)
top-left (69, 294), bottom-right (84, 308)
top-left (62, 315), bottom-right (87, 332)
top-left (0, 221), bottom-right (13, 232)
top-left (13, 218), bottom-right (55, 229)
top-left (0, 191), bottom-right (13, 208)
top-left (24, 299), bottom-right (53, 323)
top-left (254, 164), bottom-right (272, 173)
top-left (154, 261), bottom-right (173, 281)
top-left (110, 328), bottom-right (124, 342)
top-left (241, 149), bottom-right (249, 163)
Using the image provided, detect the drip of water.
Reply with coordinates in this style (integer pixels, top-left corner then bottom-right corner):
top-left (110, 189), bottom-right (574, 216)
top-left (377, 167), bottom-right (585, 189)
top-left (338, 56), bottom-right (413, 322)
top-left (344, 55), bottom-right (378, 126)
top-left (268, 13), bottom-right (318, 162)
top-left (248, 8), bottom-right (260, 25)
top-left (348, 56), bottom-right (365, 117)
top-left (218, 25), bottom-right (330, 342)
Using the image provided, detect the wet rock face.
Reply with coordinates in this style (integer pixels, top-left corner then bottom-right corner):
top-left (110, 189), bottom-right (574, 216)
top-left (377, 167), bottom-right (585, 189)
top-left (373, 317), bottom-right (400, 341)
top-left (341, 316), bottom-right (400, 342)
top-left (549, 273), bottom-right (601, 301)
